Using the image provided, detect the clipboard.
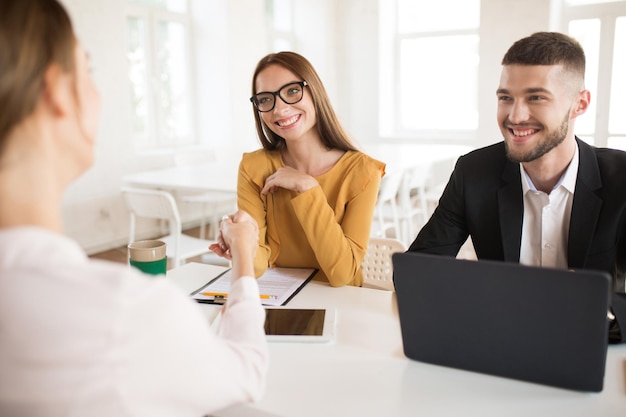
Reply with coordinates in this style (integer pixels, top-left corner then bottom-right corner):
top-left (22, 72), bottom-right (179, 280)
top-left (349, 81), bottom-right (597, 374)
top-left (190, 267), bottom-right (318, 306)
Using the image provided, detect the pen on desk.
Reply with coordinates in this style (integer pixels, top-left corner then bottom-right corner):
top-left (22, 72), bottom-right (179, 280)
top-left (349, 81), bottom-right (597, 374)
top-left (260, 294), bottom-right (278, 300)
top-left (201, 292), bottom-right (228, 298)
top-left (200, 292), bottom-right (278, 300)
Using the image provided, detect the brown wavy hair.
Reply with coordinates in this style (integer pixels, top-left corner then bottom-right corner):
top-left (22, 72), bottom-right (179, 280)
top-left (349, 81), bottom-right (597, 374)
top-left (0, 0), bottom-right (76, 153)
top-left (250, 51), bottom-right (357, 152)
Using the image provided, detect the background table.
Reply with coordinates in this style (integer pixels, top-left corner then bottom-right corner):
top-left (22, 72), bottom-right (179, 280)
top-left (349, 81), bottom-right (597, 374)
top-left (168, 263), bottom-right (626, 417)
top-left (121, 144), bottom-right (474, 194)
top-left (122, 161), bottom-right (238, 194)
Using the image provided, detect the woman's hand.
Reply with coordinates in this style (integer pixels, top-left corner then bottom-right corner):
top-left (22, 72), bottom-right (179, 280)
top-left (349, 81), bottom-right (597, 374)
top-left (209, 211), bottom-right (259, 261)
top-left (261, 166), bottom-right (319, 195)
top-left (209, 210), bottom-right (258, 279)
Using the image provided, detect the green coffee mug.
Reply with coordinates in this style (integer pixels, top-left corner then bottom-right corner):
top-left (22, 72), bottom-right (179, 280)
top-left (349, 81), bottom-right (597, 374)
top-left (128, 240), bottom-right (167, 276)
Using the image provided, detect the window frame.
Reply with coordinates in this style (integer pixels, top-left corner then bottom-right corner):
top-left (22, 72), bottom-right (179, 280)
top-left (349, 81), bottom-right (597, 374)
top-left (561, 0), bottom-right (626, 149)
top-left (125, 1), bottom-right (197, 151)
top-left (379, 0), bottom-right (480, 142)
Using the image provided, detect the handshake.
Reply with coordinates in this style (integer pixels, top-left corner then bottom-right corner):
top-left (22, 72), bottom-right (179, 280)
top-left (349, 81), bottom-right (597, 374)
top-left (209, 210), bottom-right (259, 279)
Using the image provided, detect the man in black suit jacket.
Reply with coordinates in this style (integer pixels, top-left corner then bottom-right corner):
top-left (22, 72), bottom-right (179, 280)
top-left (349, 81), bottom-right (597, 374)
top-left (408, 32), bottom-right (626, 343)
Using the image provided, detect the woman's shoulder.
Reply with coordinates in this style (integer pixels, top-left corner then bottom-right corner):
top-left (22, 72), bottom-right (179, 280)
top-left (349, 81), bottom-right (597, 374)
top-left (240, 149), bottom-right (282, 173)
top-left (238, 149), bottom-right (284, 186)
top-left (241, 148), bottom-right (279, 163)
top-left (324, 151), bottom-right (385, 194)
top-left (341, 150), bottom-right (386, 176)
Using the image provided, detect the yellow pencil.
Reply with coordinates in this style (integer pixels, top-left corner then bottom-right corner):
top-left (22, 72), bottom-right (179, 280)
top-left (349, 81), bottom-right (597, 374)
top-left (201, 292), bottom-right (277, 300)
top-left (201, 292), bottom-right (228, 297)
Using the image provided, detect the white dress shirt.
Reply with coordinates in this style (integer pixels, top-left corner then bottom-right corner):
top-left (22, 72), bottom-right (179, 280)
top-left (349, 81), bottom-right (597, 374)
top-left (0, 227), bottom-right (267, 417)
top-left (519, 145), bottom-right (579, 269)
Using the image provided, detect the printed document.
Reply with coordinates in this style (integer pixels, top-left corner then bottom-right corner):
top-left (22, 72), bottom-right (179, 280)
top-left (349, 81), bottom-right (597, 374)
top-left (191, 267), bottom-right (317, 306)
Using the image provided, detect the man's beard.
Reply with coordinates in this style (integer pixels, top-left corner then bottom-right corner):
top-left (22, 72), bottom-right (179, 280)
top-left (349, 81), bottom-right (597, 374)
top-left (504, 111), bottom-right (570, 163)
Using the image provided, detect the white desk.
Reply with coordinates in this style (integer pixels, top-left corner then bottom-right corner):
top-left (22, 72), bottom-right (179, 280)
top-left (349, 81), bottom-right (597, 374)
top-left (168, 263), bottom-right (626, 417)
top-left (122, 161), bottom-right (238, 193)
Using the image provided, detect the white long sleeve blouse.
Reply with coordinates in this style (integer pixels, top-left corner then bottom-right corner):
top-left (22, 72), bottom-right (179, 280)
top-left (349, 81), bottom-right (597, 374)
top-left (0, 227), bottom-right (267, 417)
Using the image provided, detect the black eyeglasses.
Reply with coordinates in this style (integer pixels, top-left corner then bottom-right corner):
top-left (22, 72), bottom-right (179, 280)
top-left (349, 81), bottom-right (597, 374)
top-left (250, 81), bottom-right (308, 112)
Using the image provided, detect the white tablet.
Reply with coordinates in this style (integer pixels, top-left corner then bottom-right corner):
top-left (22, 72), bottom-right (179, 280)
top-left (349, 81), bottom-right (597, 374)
top-left (263, 307), bottom-right (336, 343)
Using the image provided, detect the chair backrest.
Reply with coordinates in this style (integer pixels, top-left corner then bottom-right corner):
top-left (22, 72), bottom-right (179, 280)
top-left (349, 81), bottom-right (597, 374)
top-left (121, 186), bottom-right (221, 268)
top-left (372, 169), bottom-right (405, 239)
top-left (121, 186), bottom-right (182, 233)
top-left (423, 157), bottom-right (457, 214)
top-left (425, 157), bottom-right (456, 193)
top-left (361, 237), bottom-right (407, 291)
top-left (120, 187), bottom-right (183, 261)
top-left (397, 164), bottom-right (431, 243)
top-left (378, 169), bottom-right (404, 203)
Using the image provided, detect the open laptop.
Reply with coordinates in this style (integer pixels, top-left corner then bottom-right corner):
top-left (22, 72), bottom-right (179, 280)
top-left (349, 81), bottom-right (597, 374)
top-left (392, 252), bottom-right (611, 392)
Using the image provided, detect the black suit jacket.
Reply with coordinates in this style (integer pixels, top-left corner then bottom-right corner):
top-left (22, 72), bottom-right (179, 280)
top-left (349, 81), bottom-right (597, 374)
top-left (409, 138), bottom-right (626, 343)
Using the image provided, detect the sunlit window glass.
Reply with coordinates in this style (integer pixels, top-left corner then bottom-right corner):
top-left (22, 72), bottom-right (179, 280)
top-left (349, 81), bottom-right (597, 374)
top-left (126, 0), bottom-right (194, 149)
top-left (127, 17), bottom-right (150, 145)
top-left (568, 19), bottom-right (600, 135)
top-left (393, 0), bottom-right (480, 135)
top-left (155, 21), bottom-right (191, 146)
top-left (564, 0), bottom-right (626, 149)
top-left (397, 0), bottom-right (479, 33)
top-left (607, 137), bottom-right (626, 150)
top-left (399, 35), bottom-right (479, 130)
top-left (609, 17), bottom-right (626, 134)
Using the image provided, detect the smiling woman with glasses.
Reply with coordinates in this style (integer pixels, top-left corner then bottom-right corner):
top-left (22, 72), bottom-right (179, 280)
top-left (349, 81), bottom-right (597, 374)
top-left (250, 81), bottom-right (308, 112)
top-left (218, 51), bottom-right (385, 288)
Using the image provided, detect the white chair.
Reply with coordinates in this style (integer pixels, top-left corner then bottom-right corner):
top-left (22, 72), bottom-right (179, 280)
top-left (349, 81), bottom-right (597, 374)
top-left (361, 237), bottom-right (407, 291)
top-left (423, 157), bottom-right (456, 216)
top-left (121, 186), bottom-right (225, 268)
top-left (371, 169), bottom-right (404, 240)
top-left (174, 150), bottom-right (237, 240)
top-left (397, 164), bottom-right (431, 246)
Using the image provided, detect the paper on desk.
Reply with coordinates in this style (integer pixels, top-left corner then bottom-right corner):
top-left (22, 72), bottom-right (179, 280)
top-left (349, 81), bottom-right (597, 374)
top-left (191, 267), bottom-right (317, 306)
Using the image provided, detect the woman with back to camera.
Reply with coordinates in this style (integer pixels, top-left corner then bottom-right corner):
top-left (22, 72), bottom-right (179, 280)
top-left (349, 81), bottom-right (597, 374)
top-left (216, 52), bottom-right (385, 287)
top-left (0, 1), bottom-right (267, 415)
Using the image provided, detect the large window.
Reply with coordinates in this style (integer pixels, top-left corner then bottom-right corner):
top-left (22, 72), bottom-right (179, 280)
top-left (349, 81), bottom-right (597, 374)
top-left (563, 0), bottom-right (626, 150)
top-left (126, 0), bottom-right (194, 150)
top-left (379, 0), bottom-right (480, 140)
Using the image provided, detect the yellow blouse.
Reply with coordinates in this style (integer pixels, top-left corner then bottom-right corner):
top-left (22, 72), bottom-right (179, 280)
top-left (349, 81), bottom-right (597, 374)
top-left (237, 149), bottom-right (385, 287)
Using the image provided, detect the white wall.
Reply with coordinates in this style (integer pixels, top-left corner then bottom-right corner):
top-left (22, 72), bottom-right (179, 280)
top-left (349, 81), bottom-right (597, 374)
top-left (57, 0), bottom-right (559, 254)
top-left (476, 0), bottom-right (554, 147)
top-left (334, 0), bottom-right (380, 147)
top-left (262, 0), bottom-right (379, 147)
top-left (61, 0), bottom-right (134, 252)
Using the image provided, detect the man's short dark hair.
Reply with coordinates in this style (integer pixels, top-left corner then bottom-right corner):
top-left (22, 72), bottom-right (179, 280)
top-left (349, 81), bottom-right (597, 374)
top-left (502, 32), bottom-right (586, 79)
